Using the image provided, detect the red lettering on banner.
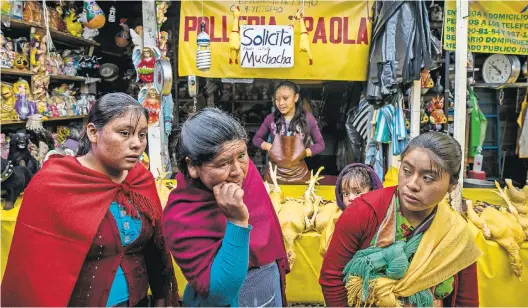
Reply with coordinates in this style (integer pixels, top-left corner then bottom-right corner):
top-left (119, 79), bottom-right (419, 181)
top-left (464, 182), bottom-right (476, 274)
top-left (313, 17), bottom-right (327, 44)
top-left (247, 16), bottom-right (260, 25)
top-left (329, 17), bottom-right (342, 44)
top-left (304, 17), bottom-right (314, 32)
top-left (357, 17), bottom-right (368, 45)
top-left (343, 17), bottom-right (356, 44)
top-left (209, 17), bottom-right (222, 42)
top-left (222, 16), bottom-right (228, 41)
top-left (182, 15), bottom-right (369, 46)
top-left (184, 17), bottom-right (198, 41)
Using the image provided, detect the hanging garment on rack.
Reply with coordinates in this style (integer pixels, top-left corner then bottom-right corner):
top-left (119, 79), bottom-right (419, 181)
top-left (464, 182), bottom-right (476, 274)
top-left (366, 1), bottom-right (440, 101)
top-left (349, 99), bottom-right (374, 141)
top-left (468, 87), bottom-right (488, 157)
top-left (373, 94), bottom-right (409, 156)
top-left (365, 141), bottom-right (385, 182)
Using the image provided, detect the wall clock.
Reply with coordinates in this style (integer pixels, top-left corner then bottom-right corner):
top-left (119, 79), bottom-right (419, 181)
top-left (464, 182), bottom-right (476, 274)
top-left (482, 54), bottom-right (521, 84)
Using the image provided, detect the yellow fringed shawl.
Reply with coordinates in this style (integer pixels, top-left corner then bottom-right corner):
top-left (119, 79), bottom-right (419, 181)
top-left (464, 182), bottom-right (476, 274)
top-left (346, 201), bottom-right (482, 307)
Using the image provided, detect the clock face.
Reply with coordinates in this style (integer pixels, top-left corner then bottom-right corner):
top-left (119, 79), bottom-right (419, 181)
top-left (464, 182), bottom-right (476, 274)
top-left (482, 54), bottom-right (512, 84)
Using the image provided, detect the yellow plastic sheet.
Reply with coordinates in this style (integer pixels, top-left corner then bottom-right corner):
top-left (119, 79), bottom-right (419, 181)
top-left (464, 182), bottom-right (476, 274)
top-left (2, 185), bottom-right (528, 306)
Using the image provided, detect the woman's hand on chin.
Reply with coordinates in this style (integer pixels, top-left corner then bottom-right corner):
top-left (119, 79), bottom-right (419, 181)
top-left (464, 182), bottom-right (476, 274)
top-left (213, 182), bottom-right (249, 227)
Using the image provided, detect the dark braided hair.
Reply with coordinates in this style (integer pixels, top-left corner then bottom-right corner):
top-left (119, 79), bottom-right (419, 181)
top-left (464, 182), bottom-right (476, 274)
top-left (273, 81), bottom-right (308, 135)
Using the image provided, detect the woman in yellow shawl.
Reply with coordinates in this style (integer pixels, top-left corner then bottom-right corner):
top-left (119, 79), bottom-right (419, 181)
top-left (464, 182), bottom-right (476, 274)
top-left (320, 132), bottom-right (481, 307)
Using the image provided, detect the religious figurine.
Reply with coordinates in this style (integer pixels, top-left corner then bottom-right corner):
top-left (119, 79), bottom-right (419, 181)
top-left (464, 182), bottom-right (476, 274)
top-left (13, 79), bottom-right (37, 120)
top-left (159, 31), bottom-right (169, 59)
top-left (137, 47), bottom-right (155, 83)
top-left (143, 88), bottom-right (160, 124)
top-left (156, 2), bottom-right (168, 29)
top-left (1, 82), bottom-right (18, 120)
top-left (30, 29), bottom-right (48, 74)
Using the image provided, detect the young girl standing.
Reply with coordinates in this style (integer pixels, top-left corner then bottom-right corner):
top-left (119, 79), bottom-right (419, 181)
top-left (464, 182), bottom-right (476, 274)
top-left (253, 81), bottom-right (325, 184)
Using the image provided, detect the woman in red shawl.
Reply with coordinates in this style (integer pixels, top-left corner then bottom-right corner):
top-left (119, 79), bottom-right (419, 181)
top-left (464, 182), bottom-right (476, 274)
top-left (1, 93), bottom-right (178, 307)
top-left (163, 108), bottom-right (289, 307)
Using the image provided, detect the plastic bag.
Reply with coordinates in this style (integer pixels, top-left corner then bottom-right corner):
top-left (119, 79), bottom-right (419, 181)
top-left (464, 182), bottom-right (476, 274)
top-left (468, 87), bottom-right (487, 157)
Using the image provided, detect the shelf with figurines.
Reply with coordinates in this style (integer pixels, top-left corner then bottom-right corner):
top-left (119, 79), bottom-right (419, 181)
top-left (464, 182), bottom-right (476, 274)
top-left (3, 1), bottom-right (102, 47)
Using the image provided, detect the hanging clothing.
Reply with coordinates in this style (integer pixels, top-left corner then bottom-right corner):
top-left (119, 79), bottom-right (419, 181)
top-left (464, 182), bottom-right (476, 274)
top-left (468, 87), bottom-right (488, 157)
top-left (373, 93), bottom-right (409, 156)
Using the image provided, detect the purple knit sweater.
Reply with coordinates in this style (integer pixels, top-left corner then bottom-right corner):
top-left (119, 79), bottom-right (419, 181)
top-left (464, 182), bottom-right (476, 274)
top-left (252, 112), bottom-right (325, 156)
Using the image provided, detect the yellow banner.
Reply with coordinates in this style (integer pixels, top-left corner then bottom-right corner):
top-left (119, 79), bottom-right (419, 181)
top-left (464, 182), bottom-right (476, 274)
top-left (443, 1), bottom-right (528, 55)
top-left (178, 0), bottom-right (372, 81)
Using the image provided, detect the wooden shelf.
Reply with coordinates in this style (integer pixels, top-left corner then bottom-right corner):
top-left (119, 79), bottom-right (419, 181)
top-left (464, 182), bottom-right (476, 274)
top-left (7, 19), bottom-right (100, 47)
top-left (1, 115), bottom-right (87, 126)
top-left (50, 74), bottom-right (86, 82)
top-left (1, 68), bottom-right (34, 76)
top-left (471, 82), bottom-right (528, 89)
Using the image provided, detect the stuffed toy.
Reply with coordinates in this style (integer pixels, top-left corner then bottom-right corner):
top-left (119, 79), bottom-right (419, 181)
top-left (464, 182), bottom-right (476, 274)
top-left (1, 158), bottom-right (33, 210)
top-left (8, 131), bottom-right (39, 174)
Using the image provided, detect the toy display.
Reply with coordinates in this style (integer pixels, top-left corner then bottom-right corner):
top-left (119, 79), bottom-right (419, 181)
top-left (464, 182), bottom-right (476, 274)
top-left (62, 50), bottom-right (78, 76)
top-left (115, 18), bottom-right (130, 48)
top-left (1, 83), bottom-right (18, 120)
top-left (23, 1), bottom-right (43, 25)
top-left (1, 158), bottom-right (33, 210)
top-left (79, 0), bottom-right (106, 29)
top-left (64, 7), bottom-right (83, 37)
top-left (13, 79), bottom-right (37, 120)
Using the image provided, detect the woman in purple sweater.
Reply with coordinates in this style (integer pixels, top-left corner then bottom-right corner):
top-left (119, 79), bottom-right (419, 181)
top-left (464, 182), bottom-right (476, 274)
top-left (253, 81), bottom-right (325, 184)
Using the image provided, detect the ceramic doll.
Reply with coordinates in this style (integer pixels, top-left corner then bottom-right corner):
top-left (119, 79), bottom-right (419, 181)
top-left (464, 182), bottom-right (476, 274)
top-left (142, 88), bottom-right (160, 124)
top-left (76, 94), bottom-right (89, 115)
top-left (137, 47), bottom-right (155, 83)
top-left (48, 97), bottom-right (60, 118)
top-left (64, 97), bottom-right (75, 116)
top-left (159, 31), bottom-right (169, 59)
top-left (32, 68), bottom-right (50, 117)
top-left (0, 31), bottom-right (12, 69)
top-left (13, 79), bottom-right (37, 120)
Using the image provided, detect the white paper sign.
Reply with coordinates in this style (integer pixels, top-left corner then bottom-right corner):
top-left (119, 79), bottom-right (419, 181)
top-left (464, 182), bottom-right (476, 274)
top-left (240, 25), bottom-right (294, 68)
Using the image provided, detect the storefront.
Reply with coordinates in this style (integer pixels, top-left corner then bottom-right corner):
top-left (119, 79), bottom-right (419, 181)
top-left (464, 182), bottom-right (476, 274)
top-left (1, 0), bottom-right (528, 306)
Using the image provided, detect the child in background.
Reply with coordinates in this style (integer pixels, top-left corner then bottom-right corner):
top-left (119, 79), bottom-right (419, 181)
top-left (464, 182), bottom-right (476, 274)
top-left (320, 163), bottom-right (383, 256)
